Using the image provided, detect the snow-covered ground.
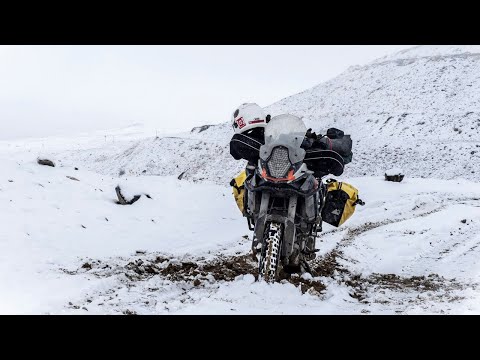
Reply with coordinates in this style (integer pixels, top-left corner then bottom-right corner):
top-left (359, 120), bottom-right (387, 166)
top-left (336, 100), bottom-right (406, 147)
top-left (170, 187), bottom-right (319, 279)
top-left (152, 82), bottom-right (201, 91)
top-left (1, 133), bottom-right (480, 314)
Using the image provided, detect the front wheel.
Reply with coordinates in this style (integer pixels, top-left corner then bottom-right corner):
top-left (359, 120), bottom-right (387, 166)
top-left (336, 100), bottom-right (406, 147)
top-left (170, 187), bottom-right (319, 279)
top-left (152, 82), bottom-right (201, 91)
top-left (258, 222), bottom-right (283, 283)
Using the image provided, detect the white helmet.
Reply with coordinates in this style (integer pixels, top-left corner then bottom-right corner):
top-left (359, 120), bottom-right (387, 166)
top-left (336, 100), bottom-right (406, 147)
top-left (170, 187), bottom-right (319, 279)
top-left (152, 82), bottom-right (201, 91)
top-left (231, 103), bottom-right (266, 134)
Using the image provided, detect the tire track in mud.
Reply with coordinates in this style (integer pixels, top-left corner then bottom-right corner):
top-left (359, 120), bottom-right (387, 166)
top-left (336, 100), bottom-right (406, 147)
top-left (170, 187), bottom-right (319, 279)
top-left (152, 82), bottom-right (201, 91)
top-left (311, 205), bottom-right (477, 311)
top-left (62, 254), bottom-right (257, 282)
top-left (67, 252), bottom-right (327, 292)
top-left (312, 207), bottom-right (446, 277)
top-left (61, 250), bottom-right (329, 314)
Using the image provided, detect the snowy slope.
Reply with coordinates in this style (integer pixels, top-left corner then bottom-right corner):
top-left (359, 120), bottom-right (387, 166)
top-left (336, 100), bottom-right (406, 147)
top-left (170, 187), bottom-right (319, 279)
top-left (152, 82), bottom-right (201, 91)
top-left (0, 154), bottom-right (247, 314)
top-left (263, 45), bottom-right (480, 181)
top-left (47, 45), bottom-right (480, 184)
top-left (374, 45), bottom-right (480, 62)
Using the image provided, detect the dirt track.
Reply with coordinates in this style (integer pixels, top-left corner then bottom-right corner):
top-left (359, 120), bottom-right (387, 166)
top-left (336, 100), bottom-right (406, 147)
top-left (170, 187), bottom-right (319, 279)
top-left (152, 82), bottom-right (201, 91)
top-left (67, 243), bottom-right (468, 308)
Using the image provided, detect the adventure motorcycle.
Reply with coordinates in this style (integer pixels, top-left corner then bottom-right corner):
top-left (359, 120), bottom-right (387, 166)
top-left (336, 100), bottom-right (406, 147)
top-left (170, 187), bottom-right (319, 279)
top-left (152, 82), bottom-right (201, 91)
top-left (244, 114), bottom-right (331, 282)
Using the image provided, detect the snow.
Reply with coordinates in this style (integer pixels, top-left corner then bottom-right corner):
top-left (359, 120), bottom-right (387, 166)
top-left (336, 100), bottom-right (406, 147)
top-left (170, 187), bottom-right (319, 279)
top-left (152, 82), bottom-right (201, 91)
top-left (1, 139), bottom-right (480, 314)
top-left (1, 45), bottom-right (480, 314)
top-left (0, 155), bottom-right (246, 314)
top-left (374, 45), bottom-right (480, 63)
top-left (385, 168), bottom-right (404, 176)
top-left (116, 179), bottom-right (151, 201)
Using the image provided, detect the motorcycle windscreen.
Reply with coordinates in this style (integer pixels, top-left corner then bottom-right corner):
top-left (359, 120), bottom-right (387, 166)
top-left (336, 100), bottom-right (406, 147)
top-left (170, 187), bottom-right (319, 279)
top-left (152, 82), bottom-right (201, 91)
top-left (259, 114), bottom-right (307, 164)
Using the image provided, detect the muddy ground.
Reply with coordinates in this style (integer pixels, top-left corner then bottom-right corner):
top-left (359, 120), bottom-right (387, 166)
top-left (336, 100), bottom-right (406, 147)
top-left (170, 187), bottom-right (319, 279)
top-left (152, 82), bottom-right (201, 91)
top-left (61, 218), bottom-right (476, 314)
top-left (66, 246), bottom-right (468, 310)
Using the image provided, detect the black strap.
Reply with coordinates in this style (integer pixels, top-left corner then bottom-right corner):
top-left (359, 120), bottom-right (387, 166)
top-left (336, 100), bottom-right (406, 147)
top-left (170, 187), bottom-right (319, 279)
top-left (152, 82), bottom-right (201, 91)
top-left (354, 199), bottom-right (365, 206)
top-left (230, 178), bottom-right (245, 191)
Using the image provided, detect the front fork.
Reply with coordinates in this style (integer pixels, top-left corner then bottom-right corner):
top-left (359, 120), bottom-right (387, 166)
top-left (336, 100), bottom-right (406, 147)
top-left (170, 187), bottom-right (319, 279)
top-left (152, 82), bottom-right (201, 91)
top-left (251, 191), bottom-right (270, 260)
top-left (251, 193), bottom-right (298, 264)
top-left (251, 181), bottom-right (325, 264)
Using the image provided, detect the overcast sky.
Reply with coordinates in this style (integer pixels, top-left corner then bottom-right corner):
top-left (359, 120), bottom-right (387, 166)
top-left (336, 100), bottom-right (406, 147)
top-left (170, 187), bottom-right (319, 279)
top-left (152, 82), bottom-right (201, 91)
top-left (0, 45), bottom-right (414, 140)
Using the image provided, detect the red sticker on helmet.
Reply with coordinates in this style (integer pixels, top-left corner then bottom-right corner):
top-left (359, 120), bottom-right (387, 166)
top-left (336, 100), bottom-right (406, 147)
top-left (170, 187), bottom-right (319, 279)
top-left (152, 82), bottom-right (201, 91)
top-left (249, 119), bottom-right (265, 124)
top-left (236, 117), bottom-right (246, 129)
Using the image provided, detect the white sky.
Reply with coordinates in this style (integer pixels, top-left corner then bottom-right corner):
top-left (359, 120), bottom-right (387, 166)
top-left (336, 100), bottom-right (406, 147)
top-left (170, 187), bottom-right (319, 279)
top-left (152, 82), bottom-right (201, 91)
top-left (0, 45), bottom-right (414, 140)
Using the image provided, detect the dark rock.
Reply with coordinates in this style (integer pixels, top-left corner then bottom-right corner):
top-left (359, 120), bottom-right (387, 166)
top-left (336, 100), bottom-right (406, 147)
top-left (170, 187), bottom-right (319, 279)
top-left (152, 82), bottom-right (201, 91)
top-left (115, 186), bottom-right (142, 205)
top-left (37, 159), bottom-right (55, 167)
top-left (385, 174), bottom-right (404, 182)
top-left (191, 124), bottom-right (214, 133)
top-left (178, 171), bottom-right (187, 180)
top-left (123, 309), bottom-right (137, 315)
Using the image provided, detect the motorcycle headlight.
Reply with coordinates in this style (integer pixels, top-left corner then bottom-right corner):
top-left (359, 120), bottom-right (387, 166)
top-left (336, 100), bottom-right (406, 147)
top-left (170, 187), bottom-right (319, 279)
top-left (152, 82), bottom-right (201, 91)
top-left (267, 146), bottom-right (291, 178)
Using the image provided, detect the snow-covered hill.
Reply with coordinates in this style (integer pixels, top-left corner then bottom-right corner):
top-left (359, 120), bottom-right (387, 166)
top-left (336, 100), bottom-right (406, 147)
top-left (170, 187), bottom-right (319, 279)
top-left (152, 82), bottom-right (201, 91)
top-left (51, 45), bottom-right (480, 184)
top-left (264, 45), bottom-right (480, 181)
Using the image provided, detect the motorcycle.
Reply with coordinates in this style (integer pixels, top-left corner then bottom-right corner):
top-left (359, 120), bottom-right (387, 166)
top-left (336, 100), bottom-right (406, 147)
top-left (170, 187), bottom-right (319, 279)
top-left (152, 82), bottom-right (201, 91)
top-left (244, 114), bottom-right (340, 282)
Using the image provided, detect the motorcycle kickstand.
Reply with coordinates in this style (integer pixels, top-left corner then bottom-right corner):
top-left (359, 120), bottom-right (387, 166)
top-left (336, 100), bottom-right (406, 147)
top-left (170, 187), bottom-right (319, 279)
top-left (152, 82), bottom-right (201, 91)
top-left (300, 258), bottom-right (313, 276)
